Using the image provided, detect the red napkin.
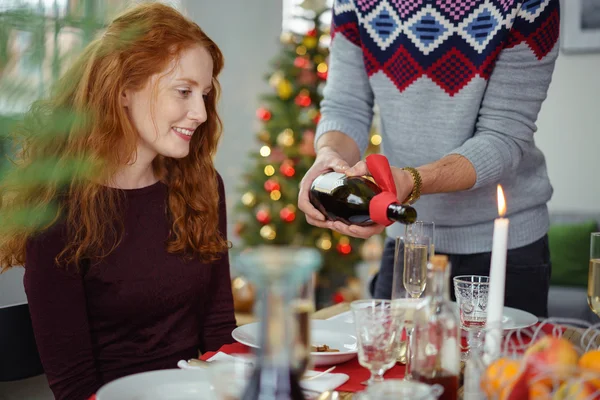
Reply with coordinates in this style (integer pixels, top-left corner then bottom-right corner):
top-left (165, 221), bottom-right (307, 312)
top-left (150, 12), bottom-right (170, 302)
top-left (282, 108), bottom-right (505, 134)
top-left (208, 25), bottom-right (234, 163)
top-left (200, 342), bottom-right (406, 393)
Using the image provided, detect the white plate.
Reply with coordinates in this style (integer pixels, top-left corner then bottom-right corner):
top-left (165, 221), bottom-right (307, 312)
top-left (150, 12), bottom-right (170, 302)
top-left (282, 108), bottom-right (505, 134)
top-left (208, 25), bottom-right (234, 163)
top-left (96, 369), bottom-right (215, 400)
top-left (330, 303), bottom-right (538, 331)
top-left (232, 319), bottom-right (358, 366)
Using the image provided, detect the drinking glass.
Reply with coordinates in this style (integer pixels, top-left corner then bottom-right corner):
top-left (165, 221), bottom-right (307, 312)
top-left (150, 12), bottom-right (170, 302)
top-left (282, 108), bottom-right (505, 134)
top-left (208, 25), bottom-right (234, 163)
top-left (291, 272), bottom-right (316, 375)
top-left (588, 232), bottom-right (600, 317)
top-left (391, 221), bottom-right (434, 379)
top-left (351, 299), bottom-right (405, 385)
top-left (453, 275), bottom-right (490, 361)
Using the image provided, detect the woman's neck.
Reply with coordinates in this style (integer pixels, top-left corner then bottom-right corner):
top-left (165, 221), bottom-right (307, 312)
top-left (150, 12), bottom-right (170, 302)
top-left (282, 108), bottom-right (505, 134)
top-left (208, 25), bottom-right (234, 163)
top-left (108, 150), bottom-right (158, 189)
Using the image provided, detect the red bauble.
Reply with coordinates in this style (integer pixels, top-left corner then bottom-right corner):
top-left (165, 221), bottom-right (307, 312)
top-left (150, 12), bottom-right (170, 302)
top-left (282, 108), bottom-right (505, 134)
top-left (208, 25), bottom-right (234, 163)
top-left (280, 160), bottom-right (296, 178)
top-left (263, 179), bottom-right (280, 192)
top-left (295, 94), bottom-right (312, 107)
top-left (294, 56), bottom-right (310, 69)
top-left (279, 207), bottom-right (296, 223)
top-left (256, 107), bottom-right (272, 121)
top-left (317, 70), bottom-right (328, 80)
top-left (307, 28), bottom-right (317, 37)
top-left (336, 242), bottom-right (352, 255)
top-left (256, 209), bottom-right (271, 225)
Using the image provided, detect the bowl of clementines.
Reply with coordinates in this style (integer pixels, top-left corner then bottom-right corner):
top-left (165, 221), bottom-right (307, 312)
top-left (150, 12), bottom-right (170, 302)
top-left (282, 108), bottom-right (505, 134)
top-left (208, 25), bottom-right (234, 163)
top-left (480, 320), bottom-right (600, 400)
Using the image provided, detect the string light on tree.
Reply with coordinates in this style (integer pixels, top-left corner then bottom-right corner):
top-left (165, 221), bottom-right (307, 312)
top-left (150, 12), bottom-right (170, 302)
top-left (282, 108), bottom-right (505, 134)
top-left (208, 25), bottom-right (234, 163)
top-left (260, 224), bottom-right (276, 240)
top-left (264, 165), bottom-right (275, 176)
top-left (279, 205), bottom-right (296, 223)
top-left (263, 179), bottom-right (280, 193)
top-left (336, 236), bottom-right (352, 255)
top-left (259, 145), bottom-right (271, 157)
top-left (317, 62), bottom-right (328, 80)
top-left (294, 57), bottom-right (310, 69)
top-left (256, 107), bottom-right (271, 121)
top-left (241, 192), bottom-right (257, 207)
top-left (296, 45), bottom-right (307, 56)
top-left (295, 89), bottom-right (312, 107)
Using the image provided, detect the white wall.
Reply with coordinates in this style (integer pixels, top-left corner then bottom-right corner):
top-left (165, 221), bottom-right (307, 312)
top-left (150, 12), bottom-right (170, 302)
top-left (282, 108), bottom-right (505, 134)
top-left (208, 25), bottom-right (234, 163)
top-left (536, 52), bottom-right (600, 213)
top-left (181, 0), bottom-right (283, 240)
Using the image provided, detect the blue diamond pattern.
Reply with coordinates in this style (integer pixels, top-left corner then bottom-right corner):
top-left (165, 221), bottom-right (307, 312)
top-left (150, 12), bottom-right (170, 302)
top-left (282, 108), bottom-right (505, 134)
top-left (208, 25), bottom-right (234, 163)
top-left (407, 12), bottom-right (448, 47)
top-left (465, 8), bottom-right (500, 45)
top-left (369, 8), bottom-right (400, 42)
top-left (521, 0), bottom-right (544, 15)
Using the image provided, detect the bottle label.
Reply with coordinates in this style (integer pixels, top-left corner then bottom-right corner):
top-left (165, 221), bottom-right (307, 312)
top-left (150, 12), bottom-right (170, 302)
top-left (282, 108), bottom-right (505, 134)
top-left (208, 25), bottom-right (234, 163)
top-left (311, 172), bottom-right (346, 195)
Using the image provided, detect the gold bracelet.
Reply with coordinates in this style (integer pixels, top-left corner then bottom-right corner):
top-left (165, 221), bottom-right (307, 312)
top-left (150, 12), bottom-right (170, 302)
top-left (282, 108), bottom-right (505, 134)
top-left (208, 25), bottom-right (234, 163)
top-left (401, 167), bottom-right (422, 205)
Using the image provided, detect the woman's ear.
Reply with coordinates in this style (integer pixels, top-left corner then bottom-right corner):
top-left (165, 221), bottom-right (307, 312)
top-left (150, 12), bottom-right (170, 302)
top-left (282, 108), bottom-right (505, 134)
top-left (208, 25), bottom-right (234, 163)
top-left (121, 90), bottom-right (130, 107)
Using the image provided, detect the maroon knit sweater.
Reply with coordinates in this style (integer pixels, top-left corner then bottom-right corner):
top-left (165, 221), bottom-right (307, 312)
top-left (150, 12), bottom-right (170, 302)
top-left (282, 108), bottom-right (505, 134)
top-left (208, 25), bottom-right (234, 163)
top-left (24, 175), bottom-right (236, 400)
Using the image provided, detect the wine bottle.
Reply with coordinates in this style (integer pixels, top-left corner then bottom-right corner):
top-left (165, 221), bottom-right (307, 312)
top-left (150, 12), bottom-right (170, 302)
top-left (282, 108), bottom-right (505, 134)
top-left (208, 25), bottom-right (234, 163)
top-left (309, 171), bottom-right (417, 226)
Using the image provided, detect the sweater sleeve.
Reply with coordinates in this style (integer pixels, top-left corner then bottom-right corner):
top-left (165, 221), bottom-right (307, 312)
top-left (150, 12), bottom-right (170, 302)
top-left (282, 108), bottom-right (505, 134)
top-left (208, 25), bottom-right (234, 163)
top-left (315, 4), bottom-right (375, 156)
top-left (199, 173), bottom-right (237, 353)
top-left (24, 225), bottom-right (101, 400)
top-left (449, 0), bottom-right (560, 189)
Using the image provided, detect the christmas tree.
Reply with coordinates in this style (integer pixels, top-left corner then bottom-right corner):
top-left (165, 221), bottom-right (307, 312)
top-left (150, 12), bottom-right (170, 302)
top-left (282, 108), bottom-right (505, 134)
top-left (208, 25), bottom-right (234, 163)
top-left (233, 3), bottom-right (382, 303)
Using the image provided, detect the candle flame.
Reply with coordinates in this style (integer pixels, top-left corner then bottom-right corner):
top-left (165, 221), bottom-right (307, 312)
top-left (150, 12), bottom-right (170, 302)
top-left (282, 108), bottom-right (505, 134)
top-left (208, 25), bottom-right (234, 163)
top-left (497, 185), bottom-right (506, 217)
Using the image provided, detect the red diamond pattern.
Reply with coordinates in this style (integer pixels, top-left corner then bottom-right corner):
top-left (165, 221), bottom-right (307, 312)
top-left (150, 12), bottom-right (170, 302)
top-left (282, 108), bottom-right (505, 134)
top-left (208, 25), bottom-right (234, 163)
top-left (362, 46), bottom-right (381, 76)
top-left (526, 9), bottom-right (559, 60)
top-left (479, 45), bottom-right (502, 79)
top-left (504, 29), bottom-right (526, 49)
top-left (382, 45), bottom-right (424, 92)
top-left (333, 22), bottom-right (361, 48)
top-left (426, 47), bottom-right (477, 96)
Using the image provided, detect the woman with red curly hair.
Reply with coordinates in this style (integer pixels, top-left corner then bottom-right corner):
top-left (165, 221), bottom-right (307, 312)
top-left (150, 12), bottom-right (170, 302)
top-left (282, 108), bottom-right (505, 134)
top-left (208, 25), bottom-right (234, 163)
top-left (0, 3), bottom-right (236, 399)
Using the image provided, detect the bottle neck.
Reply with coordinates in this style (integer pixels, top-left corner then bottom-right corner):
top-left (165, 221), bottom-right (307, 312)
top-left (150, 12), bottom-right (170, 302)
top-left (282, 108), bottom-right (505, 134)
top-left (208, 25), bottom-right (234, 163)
top-left (386, 203), bottom-right (417, 224)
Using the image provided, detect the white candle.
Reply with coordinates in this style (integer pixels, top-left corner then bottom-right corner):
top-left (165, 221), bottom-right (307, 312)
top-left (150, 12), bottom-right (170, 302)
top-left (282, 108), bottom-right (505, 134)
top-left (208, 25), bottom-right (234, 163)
top-left (484, 185), bottom-right (509, 360)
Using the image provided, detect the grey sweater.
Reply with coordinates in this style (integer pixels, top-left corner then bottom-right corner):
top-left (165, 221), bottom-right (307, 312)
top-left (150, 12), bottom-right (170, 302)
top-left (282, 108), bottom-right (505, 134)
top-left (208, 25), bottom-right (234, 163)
top-left (315, 0), bottom-right (560, 254)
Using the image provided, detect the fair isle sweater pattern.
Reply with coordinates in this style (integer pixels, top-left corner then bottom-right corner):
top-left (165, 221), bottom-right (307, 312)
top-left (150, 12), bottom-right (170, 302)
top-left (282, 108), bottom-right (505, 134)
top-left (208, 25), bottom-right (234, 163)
top-left (331, 0), bottom-right (559, 96)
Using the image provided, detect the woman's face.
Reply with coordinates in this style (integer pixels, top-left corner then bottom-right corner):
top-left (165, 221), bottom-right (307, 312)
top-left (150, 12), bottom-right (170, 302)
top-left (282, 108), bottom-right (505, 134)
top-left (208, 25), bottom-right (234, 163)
top-left (123, 44), bottom-right (214, 161)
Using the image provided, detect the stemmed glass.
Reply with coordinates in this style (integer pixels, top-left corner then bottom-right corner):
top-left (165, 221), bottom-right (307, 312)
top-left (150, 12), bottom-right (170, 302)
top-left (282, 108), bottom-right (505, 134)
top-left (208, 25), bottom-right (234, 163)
top-left (351, 300), bottom-right (405, 385)
top-left (588, 232), bottom-right (600, 317)
top-left (453, 275), bottom-right (490, 361)
top-left (391, 221), bottom-right (434, 380)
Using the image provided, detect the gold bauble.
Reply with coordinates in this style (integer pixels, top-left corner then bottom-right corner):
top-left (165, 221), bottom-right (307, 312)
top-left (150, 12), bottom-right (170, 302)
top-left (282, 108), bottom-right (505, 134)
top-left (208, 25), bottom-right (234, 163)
top-left (241, 192), bottom-right (256, 207)
top-left (303, 36), bottom-right (318, 49)
top-left (264, 165), bottom-right (275, 176)
top-left (270, 190), bottom-right (282, 201)
top-left (296, 45), bottom-right (307, 56)
top-left (277, 129), bottom-right (295, 147)
top-left (316, 233), bottom-right (332, 251)
top-left (260, 225), bottom-right (277, 240)
top-left (277, 79), bottom-right (294, 100)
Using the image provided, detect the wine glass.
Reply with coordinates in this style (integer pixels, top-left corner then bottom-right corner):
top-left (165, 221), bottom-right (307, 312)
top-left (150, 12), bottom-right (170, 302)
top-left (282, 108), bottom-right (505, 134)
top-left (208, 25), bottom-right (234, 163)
top-left (453, 275), bottom-right (490, 361)
top-left (391, 221), bottom-right (434, 380)
top-left (588, 232), bottom-right (600, 317)
top-left (351, 300), bottom-right (405, 385)
top-left (291, 272), bottom-right (316, 376)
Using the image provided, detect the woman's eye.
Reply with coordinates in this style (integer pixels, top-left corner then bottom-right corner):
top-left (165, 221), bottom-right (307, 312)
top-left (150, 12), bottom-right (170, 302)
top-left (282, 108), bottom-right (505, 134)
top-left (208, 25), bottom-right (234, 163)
top-left (178, 89), bottom-right (192, 98)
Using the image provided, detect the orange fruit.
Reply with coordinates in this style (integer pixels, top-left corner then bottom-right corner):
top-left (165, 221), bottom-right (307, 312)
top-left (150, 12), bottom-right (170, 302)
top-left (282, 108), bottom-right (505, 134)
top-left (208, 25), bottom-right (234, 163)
top-left (578, 350), bottom-right (600, 388)
top-left (482, 357), bottom-right (521, 397)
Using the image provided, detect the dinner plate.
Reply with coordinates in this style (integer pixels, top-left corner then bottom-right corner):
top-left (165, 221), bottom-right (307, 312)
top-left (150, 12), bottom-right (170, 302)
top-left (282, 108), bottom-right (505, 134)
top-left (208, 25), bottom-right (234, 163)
top-left (96, 369), bottom-right (215, 400)
top-left (328, 303), bottom-right (538, 331)
top-left (231, 319), bottom-right (358, 366)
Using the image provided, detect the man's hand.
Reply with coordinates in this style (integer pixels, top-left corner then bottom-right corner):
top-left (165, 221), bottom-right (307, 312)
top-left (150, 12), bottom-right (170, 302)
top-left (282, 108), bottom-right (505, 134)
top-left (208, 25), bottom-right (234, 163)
top-left (298, 147), bottom-right (351, 230)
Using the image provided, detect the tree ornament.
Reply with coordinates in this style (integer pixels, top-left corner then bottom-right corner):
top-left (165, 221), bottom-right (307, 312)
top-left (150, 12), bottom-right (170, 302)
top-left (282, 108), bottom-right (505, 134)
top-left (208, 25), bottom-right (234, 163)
top-left (264, 165), bottom-right (275, 176)
top-left (296, 45), bottom-right (307, 56)
top-left (307, 28), bottom-right (318, 37)
top-left (256, 130), bottom-right (271, 143)
top-left (316, 233), bottom-right (332, 251)
top-left (336, 236), bottom-right (352, 255)
top-left (316, 62), bottom-right (328, 80)
top-left (295, 90), bottom-right (312, 107)
top-left (231, 276), bottom-right (255, 313)
top-left (241, 192), bottom-right (257, 207)
top-left (302, 35), bottom-right (318, 49)
top-left (256, 107), bottom-right (271, 121)
top-left (280, 159), bottom-right (296, 178)
top-left (264, 179), bottom-right (280, 192)
top-left (259, 145), bottom-right (271, 157)
top-left (279, 205), bottom-right (296, 223)
top-left (277, 79), bottom-right (293, 100)
top-left (277, 129), bottom-right (295, 147)
top-left (269, 71), bottom-right (284, 88)
top-left (270, 190), bottom-right (282, 201)
top-left (256, 208), bottom-right (271, 225)
top-left (260, 224), bottom-right (276, 240)
top-left (294, 56), bottom-right (311, 69)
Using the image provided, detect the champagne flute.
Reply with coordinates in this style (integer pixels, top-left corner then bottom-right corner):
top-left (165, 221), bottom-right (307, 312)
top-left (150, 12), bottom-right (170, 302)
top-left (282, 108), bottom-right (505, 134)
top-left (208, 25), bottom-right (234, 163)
top-left (588, 232), bottom-right (600, 317)
top-left (291, 272), bottom-right (316, 376)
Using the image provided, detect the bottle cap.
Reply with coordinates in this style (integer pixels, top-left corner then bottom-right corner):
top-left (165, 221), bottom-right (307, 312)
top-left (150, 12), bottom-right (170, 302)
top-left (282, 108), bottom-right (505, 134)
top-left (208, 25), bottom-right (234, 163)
top-left (430, 254), bottom-right (449, 271)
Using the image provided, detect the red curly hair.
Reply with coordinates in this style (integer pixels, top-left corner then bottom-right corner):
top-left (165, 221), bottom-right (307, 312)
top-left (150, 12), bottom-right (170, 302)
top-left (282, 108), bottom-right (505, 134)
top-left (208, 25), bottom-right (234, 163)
top-left (0, 3), bottom-right (228, 271)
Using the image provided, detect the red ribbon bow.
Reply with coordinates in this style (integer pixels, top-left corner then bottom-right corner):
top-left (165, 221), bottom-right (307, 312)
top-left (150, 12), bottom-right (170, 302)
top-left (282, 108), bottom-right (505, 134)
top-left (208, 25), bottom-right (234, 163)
top-left (365, 154), bottom-right (398, 226)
